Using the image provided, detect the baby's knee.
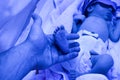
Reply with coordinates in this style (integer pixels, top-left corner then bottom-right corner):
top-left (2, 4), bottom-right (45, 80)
top-left (100, 54), bottom-right (114, 68)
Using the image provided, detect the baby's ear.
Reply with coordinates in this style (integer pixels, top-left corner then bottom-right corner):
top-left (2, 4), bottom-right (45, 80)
top-left (87, 5), bottom-right (94, 13)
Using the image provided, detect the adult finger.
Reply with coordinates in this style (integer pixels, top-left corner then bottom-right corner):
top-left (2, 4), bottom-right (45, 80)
top-left (67, 33), bottom-right (79, 40)
top-left (57, 52), bottom-right (78, 63)
top-left (30, 13), bottom-right (43, 37)
top-left (69, 47), bottom-right (80, 53)
top-left (69, 42), bottom-right (80, 48)
top-left (29, 13), bottom-right (47, 50)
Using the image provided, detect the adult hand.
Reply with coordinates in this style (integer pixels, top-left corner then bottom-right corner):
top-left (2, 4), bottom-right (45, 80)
top-left (28, 14), bottom-right (80, 69)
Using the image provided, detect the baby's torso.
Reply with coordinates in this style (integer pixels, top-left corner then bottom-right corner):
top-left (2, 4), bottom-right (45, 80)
top-left (80, 16), bottom-right (109, 42)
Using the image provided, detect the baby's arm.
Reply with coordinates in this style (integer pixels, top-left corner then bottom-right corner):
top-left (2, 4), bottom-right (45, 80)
top-left (109, 8), bottom-right (120, 42)
top-left (109, 18), bottom-right (120, 42)
top-left (0, 0), bottom-right (39, 52)
top-left (72, 13), bottom-right (85, 33)
top-left (108, 21), bottom-right (119, 42)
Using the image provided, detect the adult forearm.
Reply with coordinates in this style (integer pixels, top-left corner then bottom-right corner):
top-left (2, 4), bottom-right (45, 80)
top-left (0, 41), bottom-right (35, 80)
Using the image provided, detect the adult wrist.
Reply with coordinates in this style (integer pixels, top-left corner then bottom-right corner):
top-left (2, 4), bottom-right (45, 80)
top-left (23, 40), bottom-right (38, 70)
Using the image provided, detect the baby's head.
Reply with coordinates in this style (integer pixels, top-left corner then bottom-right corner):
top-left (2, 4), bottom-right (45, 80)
top-left (82, 0), bottom-right (117, 21)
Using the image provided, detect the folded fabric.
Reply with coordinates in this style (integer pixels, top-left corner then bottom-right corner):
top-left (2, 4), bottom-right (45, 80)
top-left (76, 74), bottom-right (108, 80)
top-left (108, 40), bottom-right (120, 80)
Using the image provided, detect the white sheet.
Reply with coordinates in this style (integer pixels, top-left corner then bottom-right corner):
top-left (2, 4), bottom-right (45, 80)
top-left (76, 74), bottom-right (108, 80)
top-left (108, 40), bottom-right (120, 80)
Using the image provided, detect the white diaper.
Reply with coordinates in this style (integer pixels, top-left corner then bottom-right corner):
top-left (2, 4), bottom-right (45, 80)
top-left (61, 30), bottom-right (108, 73)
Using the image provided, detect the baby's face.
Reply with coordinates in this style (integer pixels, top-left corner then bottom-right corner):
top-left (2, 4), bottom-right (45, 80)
top-left (92, 3), bottom-right (114, 21)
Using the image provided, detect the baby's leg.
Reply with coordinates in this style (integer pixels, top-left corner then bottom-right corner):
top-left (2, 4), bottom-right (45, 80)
top-left (90, 54), bottom-right (114, 75)
top-left (54, 26), bottom-right (69, 54)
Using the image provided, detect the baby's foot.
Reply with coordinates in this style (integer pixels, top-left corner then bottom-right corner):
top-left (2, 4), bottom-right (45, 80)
top-left (54, 26), bottom-right (69, 54)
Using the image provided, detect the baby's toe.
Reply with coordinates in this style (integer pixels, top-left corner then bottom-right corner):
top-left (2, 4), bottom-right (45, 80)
top-left (60, 25), bottom-right (65, 30)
